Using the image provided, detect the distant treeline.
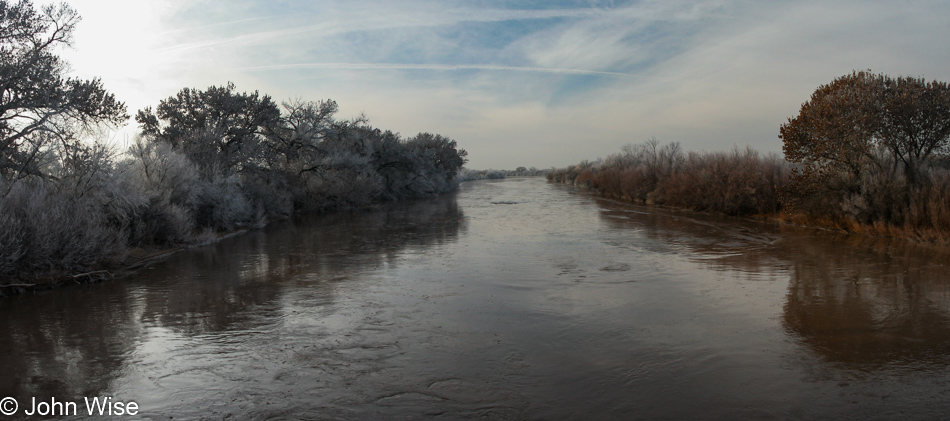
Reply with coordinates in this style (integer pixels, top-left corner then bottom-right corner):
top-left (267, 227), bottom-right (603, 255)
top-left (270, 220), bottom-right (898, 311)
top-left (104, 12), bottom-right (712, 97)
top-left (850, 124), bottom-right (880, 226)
top-left (0, 1), bottom-right (466, 282)
top-left (551, 71), bottom-right (950, 243)
top-left (457, 166), bottom-right (547, 181)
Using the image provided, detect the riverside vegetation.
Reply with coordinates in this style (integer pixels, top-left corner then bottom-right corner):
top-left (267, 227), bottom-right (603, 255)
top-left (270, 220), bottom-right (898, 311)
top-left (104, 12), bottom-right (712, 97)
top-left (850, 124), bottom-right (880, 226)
top-left (0, 0), bottom-right (467, 286)
top-left (456, 166), bottom-right (546, 181)
top-left (550, 71), bottom-right (950, 243)
top-left (3, 0), bottom-right (948, 287)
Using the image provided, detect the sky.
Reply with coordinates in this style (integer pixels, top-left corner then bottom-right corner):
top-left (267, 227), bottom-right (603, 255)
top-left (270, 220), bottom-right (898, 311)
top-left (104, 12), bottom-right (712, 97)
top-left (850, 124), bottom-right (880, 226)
top-left (59, 0), bottom-right (950, 169)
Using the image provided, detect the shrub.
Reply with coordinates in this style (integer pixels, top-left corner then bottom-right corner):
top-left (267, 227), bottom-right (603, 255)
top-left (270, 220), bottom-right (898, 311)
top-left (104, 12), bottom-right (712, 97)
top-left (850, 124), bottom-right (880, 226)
top-left (0, 180), bottom-right (125, 277)
top-left (656, 148), bottom-right (788, 215)
top-left (558, 141), bottom-right (790, 216)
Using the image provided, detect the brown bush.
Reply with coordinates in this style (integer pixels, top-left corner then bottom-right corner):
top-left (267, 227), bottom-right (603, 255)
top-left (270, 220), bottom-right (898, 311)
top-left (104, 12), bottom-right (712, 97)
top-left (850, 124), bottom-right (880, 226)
top-left (575, 169), bottom-right (593, 187)
top-left (653, 149), bottom-right (787, 215)
top-left (553, 139), bottom-right (950, 242)
top-left (554, 142), bottom-right (790, 216)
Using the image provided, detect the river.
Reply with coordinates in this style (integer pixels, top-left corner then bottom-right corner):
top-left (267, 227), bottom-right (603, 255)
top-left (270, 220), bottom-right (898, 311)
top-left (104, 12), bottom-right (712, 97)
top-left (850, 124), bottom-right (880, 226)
top-left (2, 177), bottom-right (950, 420)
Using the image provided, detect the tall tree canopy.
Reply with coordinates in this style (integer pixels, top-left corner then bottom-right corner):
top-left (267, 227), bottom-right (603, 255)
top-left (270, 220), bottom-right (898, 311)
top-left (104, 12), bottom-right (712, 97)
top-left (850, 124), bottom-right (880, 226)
top-left (135, 83), bottom-right (281, 175)
top-left (877, 75), bottom-right (950, 181)
top-left (781, 71), bottom-right (950, 184)
top-left (407, 132), bottom-right (468, 180)
top-left (0, 0), bottom-right (127, 180)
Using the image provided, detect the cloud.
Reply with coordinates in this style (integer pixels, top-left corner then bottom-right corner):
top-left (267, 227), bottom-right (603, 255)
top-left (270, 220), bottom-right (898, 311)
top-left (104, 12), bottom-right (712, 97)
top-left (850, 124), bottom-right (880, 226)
top-left (512, 1), bottom-right (728, 72)
top-left (235, 62), bottom-right (634, 77)
top-left (556, 0), bottom-right (950, 156)
top-left (60, 0), bottom-right (950, 168)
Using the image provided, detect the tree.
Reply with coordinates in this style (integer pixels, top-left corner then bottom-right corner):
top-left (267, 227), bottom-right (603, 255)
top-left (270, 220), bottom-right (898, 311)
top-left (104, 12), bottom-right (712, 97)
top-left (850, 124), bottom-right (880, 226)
top-left (271, 98), bottom-right (338, 164)
top-left (878, 76), bottom-right (950, 183)
top-left (780, 71), bottom-right (884, 180)
top-left (0, 0), bottom-right (127, 181)
top-left (406, 132), bottom-right (467, 180)
top-left (780, 71), bottom-right (950, 184)
top-left (135, 83), bottom-right (281, 175)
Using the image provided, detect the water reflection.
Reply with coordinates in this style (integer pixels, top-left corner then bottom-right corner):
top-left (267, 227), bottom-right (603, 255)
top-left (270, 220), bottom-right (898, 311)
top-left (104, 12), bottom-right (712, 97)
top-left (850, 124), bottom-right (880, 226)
top-left (143, 195), bottom-right (463, 335)
top-left (782, 240), bottom-right (950, 369)
top-left (0, 194), bottom-right (465, 408)
top-left (0, 284), bottom-right (143, 403)
top-left (593, 195), bottom-right (950, 370)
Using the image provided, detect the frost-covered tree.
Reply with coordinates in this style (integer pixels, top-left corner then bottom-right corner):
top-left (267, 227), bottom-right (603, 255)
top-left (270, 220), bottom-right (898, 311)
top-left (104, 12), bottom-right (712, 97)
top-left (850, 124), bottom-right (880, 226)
top-left (407, 132), bottom-right (467, 180)
top-left (270, 98), bottom-right (338, 164)
top-left (135, 83), bottom-right (280, 176)
top-left (0, 0), bottom-right (127, 182)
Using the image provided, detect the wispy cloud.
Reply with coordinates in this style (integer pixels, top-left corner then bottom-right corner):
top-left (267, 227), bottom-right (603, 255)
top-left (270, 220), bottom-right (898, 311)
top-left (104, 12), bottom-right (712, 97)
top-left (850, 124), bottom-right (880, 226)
top-left (154, 5), bottom-right (604, 54)
top-left (235, 62), bottom-right (634, 77)
top-left (64, 0), bottom-right (950, 168)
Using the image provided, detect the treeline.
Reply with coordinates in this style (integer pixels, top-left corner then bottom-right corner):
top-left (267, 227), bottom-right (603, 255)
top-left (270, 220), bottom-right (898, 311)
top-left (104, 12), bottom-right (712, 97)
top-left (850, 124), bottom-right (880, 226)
top-left (507, 166), bottom-right (546, 177)
top-left (551, 71), bottom-right (950, 243)
top-left (457, 166), bottom-right (546, 182)
top-left (549, 139), bottom-right (950, 240)
top-left (0, 2), bottom-right (466, 280)
top-left (458, 168), bottom-right (507, 181)
top-left (1, 87), bottom-right (466, 280)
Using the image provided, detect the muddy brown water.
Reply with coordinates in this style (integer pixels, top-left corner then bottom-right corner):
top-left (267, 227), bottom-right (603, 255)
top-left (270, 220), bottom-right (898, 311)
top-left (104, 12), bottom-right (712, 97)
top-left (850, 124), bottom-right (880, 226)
top-left (2, 177), bottom-right (950, 420)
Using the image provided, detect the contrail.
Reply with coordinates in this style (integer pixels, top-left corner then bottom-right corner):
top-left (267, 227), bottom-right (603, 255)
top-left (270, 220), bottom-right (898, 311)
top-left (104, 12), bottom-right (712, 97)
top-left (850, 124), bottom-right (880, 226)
top-left (235, 62), bottom-right (633, 77)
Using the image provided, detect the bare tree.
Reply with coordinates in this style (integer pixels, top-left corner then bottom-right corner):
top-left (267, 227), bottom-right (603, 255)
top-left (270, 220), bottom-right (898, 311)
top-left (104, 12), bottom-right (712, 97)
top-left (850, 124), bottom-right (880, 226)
top-left (0, 0), bottom-right (127, 184)
top-left (878, 76), bottom-right (950, 183)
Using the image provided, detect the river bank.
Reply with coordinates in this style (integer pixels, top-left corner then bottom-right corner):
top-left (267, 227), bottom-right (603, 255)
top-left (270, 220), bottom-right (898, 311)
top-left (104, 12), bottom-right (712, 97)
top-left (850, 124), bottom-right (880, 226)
top-left (0, 228), bottom-right (252, 296)
top-left (552, 175), bottom-right (950, 248)
top-left (0, 190), bottom-right (459, 296)
top-left (549, 140), bottom-right (950, 247)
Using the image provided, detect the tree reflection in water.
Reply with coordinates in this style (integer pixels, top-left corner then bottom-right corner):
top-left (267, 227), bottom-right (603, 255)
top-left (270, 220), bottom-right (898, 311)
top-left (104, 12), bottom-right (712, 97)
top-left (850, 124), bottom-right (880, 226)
top-left (0, 194), bottom-right (465, 404)
top-left (0, 284), bottom-right (142, 402)
top-left (593, 195), bottom-right (950, 370)
top-left (782, 239), bottom-right (950, 369)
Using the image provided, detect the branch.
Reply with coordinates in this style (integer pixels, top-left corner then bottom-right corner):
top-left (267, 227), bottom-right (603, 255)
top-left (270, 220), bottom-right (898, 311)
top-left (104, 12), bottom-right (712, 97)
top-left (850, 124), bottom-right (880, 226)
top-left (72, 270), bottom-right (112, 279)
